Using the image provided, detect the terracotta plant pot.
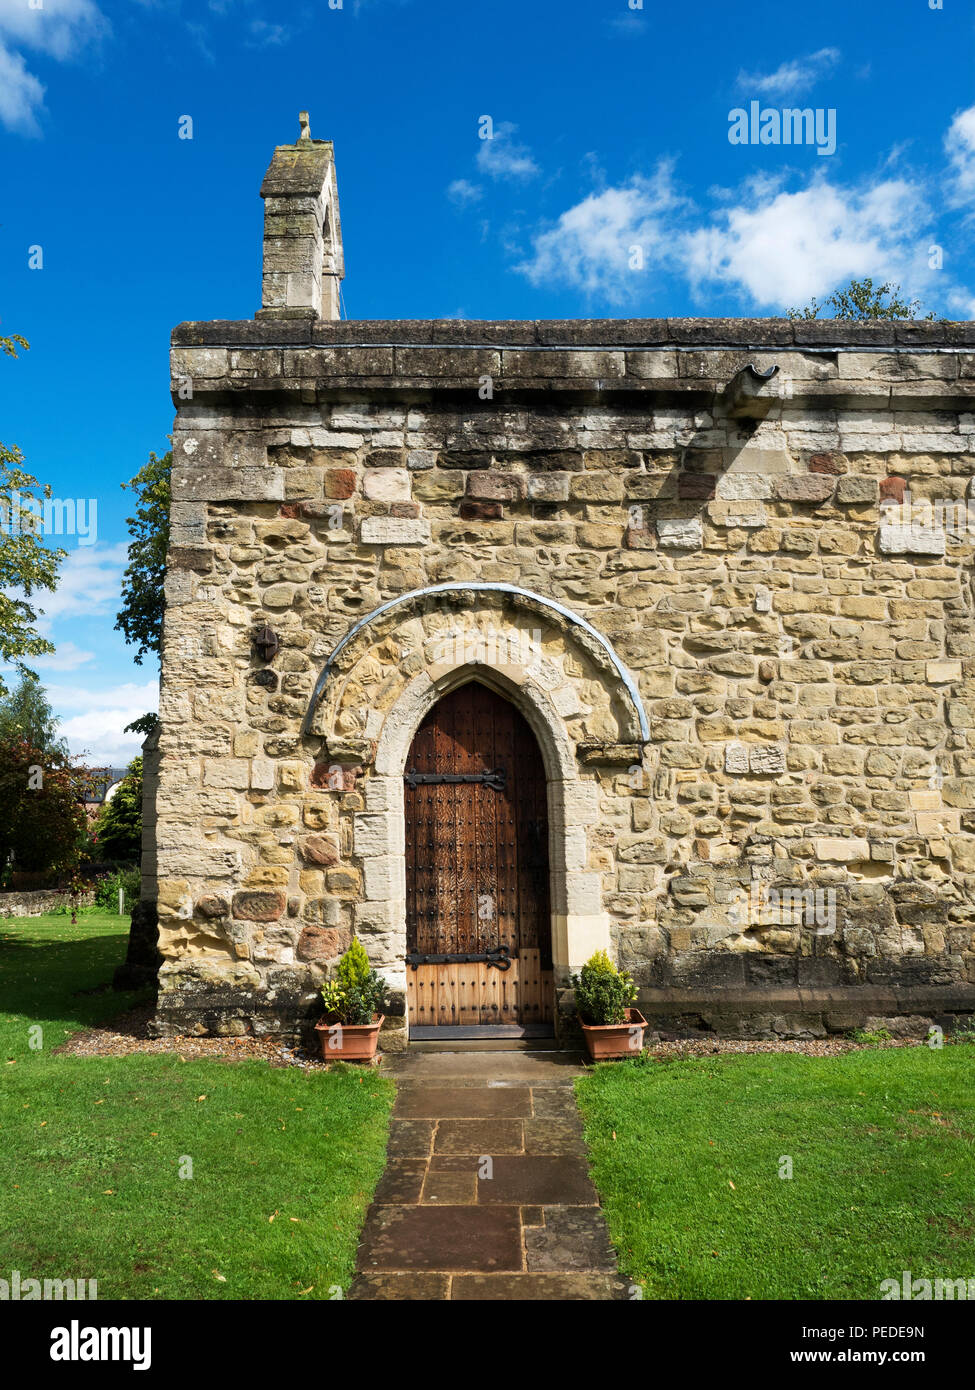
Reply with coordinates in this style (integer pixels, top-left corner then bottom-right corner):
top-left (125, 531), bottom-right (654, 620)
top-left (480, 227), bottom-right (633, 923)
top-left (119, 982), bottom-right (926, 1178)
top-left (579, 1007), bottom-right (647, 1061)
top-left (314, 1014), bottom-right (385, 1062)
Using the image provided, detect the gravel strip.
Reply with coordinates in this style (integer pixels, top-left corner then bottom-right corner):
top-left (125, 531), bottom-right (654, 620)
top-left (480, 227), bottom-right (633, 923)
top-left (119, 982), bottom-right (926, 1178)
top-left (56, 1006), bottom-right (337, 1070)
top-left (639, 1036), bottom-right (927, 1059)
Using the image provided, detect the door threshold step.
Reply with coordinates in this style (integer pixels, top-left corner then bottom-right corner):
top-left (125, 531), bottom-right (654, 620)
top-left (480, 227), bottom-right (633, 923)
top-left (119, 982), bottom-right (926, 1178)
top-left (410, 1025), bottom-right (554, 1040)
top-left (408, 1038), bottom-right (560, 1052)
top-left (408, 1025), bottom-right (559, 1052)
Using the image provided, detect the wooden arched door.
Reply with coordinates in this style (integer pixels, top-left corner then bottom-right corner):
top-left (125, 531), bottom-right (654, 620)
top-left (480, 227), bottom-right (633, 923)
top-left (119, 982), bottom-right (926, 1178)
top-left (404, 682), bottom-right (554, 1033)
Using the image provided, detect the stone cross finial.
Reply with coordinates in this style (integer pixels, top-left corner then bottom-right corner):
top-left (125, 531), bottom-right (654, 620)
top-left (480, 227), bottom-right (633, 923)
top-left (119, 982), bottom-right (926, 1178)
top-left (299, 111), bottom-right (311, 141)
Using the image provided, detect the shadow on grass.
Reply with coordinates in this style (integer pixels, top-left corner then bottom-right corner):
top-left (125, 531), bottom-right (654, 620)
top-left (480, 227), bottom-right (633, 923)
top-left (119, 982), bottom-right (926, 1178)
top-left (0, 925), bottom-right (152, 1046)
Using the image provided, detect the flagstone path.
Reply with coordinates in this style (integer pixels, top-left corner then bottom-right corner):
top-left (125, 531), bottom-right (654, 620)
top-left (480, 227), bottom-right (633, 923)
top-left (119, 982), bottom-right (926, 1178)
top-left (349, 1051), bottom-right (629, 1300)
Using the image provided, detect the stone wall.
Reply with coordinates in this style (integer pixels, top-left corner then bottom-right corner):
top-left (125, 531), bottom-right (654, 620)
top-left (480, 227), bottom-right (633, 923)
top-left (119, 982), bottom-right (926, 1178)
top-left (0, 890), bottom-right (94, 918)
top-left (152, 316), bottom-right (975, 1042)
top-left (139, 727), bottom-right (160, 908)
top-left (111, 727), bottom-right (163, 992)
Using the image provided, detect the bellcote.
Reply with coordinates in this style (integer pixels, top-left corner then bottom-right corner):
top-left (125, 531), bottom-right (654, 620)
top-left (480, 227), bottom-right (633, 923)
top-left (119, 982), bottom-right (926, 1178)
top-left (255, 112), bottom-right (344, 321)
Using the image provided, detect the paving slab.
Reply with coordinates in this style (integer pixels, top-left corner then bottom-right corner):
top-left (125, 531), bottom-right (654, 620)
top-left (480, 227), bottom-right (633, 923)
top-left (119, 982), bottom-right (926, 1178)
top-left (530, 1087), bottom-right (581, 1118)
top-left (420, 1169), bottom-right (478, 1204)
top-left (357, 1204), bottom-right (523, 1272)
top-left (428, 1154), bottom-right (484, 1173)
top-left (523, 1116), bottom-right (589, 1155)
top-left (451, 1273), bottom-right (629, 1300)
top-left (349, 1273), bottom-right (450, 1300)
top-left (386, 1118), bottom-right (435, 1158)
top-left (386, 1051), bottom-right (585, 1083)
top-left (525, 1206), bottom-right (619, 1273)
top-left (372, 1158), bottom-right (427, 1204)
top-left (435, 1118), bottom-right (525, 1153)
top-left (395, 1085), bottom-right (533, 1118)
top-left (477, 1155), bottom-right (599, 1206)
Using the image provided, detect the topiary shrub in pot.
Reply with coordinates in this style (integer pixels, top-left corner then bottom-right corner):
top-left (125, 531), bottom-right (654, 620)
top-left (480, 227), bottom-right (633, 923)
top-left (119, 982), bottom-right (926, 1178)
top-left (314, 938), bottom-right (387, 1062)
top-left (571, 949), bottom-right (646, 1060)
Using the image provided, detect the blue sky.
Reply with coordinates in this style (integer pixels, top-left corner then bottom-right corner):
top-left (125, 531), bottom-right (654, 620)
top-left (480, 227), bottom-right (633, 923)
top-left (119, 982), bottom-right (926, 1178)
top-left (2, 0), bottom-right (974, 764)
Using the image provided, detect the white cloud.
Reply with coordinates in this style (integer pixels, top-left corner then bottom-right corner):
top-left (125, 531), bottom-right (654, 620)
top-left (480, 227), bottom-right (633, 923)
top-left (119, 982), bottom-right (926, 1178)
top-left (59, 709), bottom-right (151, 766)
top-left (30, 641), bottom-right (95, 672)
top-left (29, 543), bottom-right (128, 628)
top-left (0, 0), bottom-right (107, 58)
top-left (0, 0), bottom-right (108, 134)
top-left (447, 178), bottom-right (483, 206)
top-left (247, 18), bottom-right (289, 45)
top-left (737, 47), bottom-right (840, 98)
top-left (0, 41), bottom-right (44, 134)
top-left (476, 122), bottom-right (539, 182)
top-left (682, 173), bottom-right (931, 308)
top-left (47, 679), bottom-right (158, 712)
top-left (516, 163), bottom-right (689, 303)
top-left (45, 679), bottom-right (158, 764)
top-left (948, 289), bottom-right (975, 317)
top-left (516, 139), bottom-right (966, 313)
top-left (945, 105), bottom-right (975, 206)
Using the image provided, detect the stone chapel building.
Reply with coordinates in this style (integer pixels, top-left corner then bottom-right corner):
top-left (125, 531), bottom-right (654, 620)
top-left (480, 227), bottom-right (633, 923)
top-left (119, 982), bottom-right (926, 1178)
top-left (143, 118), bottom-right (975, 1048)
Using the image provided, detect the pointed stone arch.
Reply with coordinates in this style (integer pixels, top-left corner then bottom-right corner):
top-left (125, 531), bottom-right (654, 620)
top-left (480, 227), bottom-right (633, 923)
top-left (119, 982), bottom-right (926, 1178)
top-left (303, 582), bottom-right (650, 747)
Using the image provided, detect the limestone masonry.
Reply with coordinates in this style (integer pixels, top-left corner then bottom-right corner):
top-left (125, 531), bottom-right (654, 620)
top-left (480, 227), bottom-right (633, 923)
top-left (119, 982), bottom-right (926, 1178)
top-left (146, 122), bottom-right (975, 1046)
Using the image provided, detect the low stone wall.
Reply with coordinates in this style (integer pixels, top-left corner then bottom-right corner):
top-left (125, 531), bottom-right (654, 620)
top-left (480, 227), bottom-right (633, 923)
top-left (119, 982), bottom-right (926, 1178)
top-left (148, 963), bottom-right (408, 1049)
top-left (633, 984), bottom-right (975, 1041)
top-left (0, 890), bottom-right (95, 918)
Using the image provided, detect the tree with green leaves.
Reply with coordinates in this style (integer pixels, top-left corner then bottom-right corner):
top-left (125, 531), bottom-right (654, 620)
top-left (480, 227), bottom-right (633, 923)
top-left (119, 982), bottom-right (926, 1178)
top-left (0, 336), bottom-right (65, 697)
top-left (116, 449), bottom-right (171, 664)
top-left (789, 277), bottom-right (937, 322)
top-left (0, 671), bottom-right (69, 756)
top-left (93, 756), bottom-right (143, 862)
top-left (0, 737), bottom-right (91, 879)
top-left (116, 448), bottom-right (171, 734)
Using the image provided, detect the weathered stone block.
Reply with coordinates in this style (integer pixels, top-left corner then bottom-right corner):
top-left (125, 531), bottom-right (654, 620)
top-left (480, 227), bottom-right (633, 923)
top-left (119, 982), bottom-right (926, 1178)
top-left (467, 472), bottom-right (524, 501)
top-left (360, 517), bottom-right (431, 545)
top-left (300, 835), bottom-right (340, 866)
top-left (772, 476), bottom-right (835, 504)
top-left (232, 891), bottom-right (286, 922)
top-left (324, 469), bottom-right (357, 499)
top-left (750, 745), bottom-right (786, 774)
top-left (813, 837), bottom-right (870, 862)
top-left (297, 926), bottom-right (350, 962)
top-left (175, 467), bottom-right (285, 503)
top-left (878, 524), bottom-right (946, 556)
top-left (926, 660), bottom-right (962, 683)
top-left (656, 518), bottom-right (703, 548)
top-left (363, 469), bottom-right (411, 502)
top-left (197, 895), bottom-right (229, 919)
top-left (836, 476), bottom-right (878, 505)
top-left (916, 809), bottom-right (961, 836)
top-left (715, 473), bottom-right (773, 500)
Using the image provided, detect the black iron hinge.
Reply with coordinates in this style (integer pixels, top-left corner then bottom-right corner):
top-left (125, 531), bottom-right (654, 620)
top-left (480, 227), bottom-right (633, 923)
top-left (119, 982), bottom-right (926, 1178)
top-left (404, 767), bottom-right (506, 791)
top-left (406, 945), bottom-right (514, 971)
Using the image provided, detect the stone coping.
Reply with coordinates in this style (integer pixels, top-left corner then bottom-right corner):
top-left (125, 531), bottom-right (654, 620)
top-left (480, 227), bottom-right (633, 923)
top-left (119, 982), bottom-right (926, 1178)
top-left (169, 331), bottom-right (975, 405)
top-left (172, 317), bottom-right (975, 349)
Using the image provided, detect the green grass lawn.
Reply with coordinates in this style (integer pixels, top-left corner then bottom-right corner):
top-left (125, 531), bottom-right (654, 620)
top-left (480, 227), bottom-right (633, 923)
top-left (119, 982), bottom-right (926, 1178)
top-left (576, 1048), bottom-right (975, 1300)
top-left (0, 912), bottom-right (394, 1300)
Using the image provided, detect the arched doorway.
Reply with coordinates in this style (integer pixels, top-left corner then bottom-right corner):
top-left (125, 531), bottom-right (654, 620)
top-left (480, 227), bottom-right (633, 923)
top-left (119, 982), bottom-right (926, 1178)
top-left (404, 681), bottom-right (554, 1035)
